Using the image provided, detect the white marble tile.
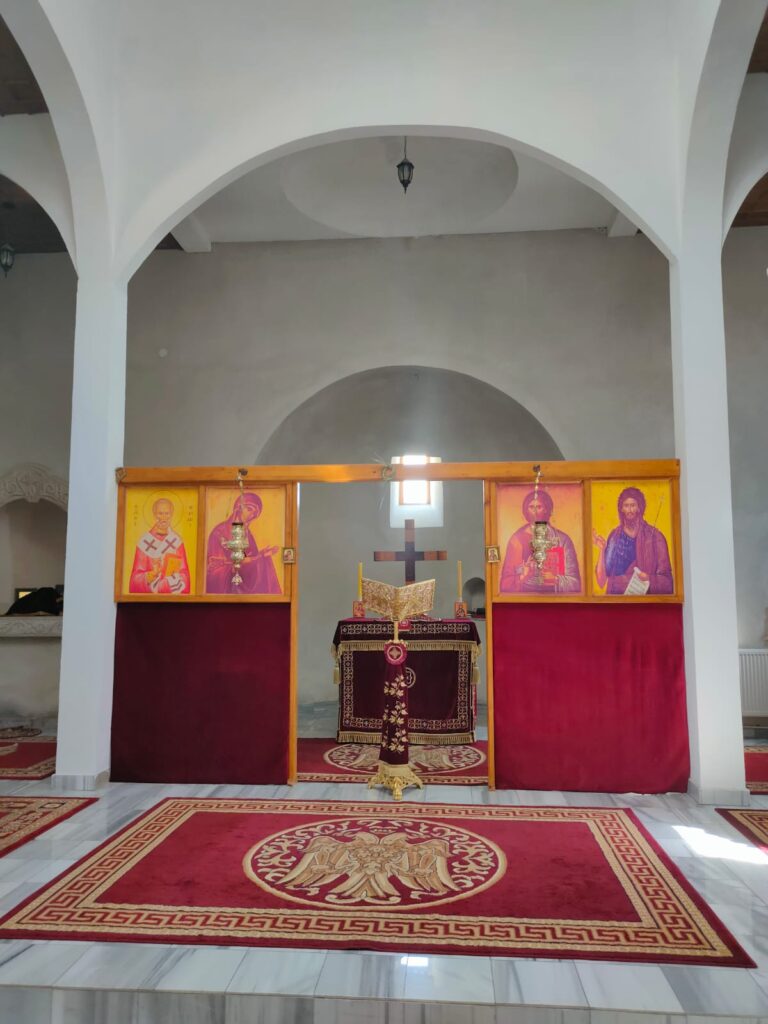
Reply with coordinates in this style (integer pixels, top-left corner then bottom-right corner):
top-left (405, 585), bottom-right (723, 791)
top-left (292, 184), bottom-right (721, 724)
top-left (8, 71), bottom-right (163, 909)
top-left (147, 945), bottom-right (248, 992)
top-left (227, 947), bottom-right (327, 995)
top-left (135, 990), bottom-right (226, 1024)
top-left (0, 939), bottom-right (88, 986)
top-left (495, 958), bottom-right (588, 1008)
top-left (575, 962), bottom-right (684, 1012)
top-left (55, 941), bottom-right (177, 989)
top-left (225, 993), bottom-right (316, 1023)
top-left (403, 953), bottom-right (494, 1003)
top-left (661, 964), bottom-right (768, 1015)
top-left (316, 950), bottom-right (407, 999)
top-left (496, 1009), bottom-right (589, 1024)
top-left (51, 988), bottom-right (138, 1024)
top-left (0, 985), bottom-right (52, 1023)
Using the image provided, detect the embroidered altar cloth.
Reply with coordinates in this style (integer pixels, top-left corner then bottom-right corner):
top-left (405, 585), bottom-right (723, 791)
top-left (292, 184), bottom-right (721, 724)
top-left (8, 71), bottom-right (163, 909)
top-left (332, 618), bottom-right (480, 745)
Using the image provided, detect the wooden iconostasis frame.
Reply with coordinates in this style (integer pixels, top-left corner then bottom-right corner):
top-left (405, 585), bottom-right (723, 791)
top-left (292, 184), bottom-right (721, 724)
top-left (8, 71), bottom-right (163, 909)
top-left (115, 459), bottom-right (682, 786)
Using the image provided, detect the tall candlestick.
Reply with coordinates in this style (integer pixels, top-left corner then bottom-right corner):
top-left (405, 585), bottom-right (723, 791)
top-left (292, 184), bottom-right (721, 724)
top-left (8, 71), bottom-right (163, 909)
top-left (357, 562), bottom-right (363, 601)
top-left (457, 560), bottom-right (462, 601)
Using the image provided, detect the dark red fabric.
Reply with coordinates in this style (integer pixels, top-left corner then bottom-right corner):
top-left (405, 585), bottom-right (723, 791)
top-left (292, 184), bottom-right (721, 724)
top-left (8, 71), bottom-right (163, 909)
top-left (493, 603), bottom-right (689, 793)
top-left (335, 619), bottom-right (478, 741)
top-left (745, 751), bottom-right (768, 793)
top-left (0, 739), bottom-right (56, 778)
top-left (111, 604), bottom-right (290, 784)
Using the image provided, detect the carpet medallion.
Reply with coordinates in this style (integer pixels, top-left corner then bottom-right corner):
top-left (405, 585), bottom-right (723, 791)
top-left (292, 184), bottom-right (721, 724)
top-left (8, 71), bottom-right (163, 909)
top-left (297, 738), bottom-right (487, 784)
top-left (717, 808), bottom-right (768, 854)
top-left (0, 797), bottom-right (95, 856)
top-left (0, 738), bottom-right (56, 779)
top-left (744, 747), bottom-right (768, 794)
top-left (0, 798), bottom-right (751, 965)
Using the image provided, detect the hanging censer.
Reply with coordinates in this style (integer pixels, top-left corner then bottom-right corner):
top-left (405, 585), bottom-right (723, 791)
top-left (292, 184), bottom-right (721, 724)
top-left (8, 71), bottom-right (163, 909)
top-left (529, 464), bottom-right (554, 583)
top-left (222, 469), bottom-right (249, 587)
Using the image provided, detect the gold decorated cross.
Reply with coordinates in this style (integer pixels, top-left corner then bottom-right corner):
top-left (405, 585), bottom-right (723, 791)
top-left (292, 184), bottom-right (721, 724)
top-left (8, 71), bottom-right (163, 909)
top-left (374, 518), bottom-right (447, 584)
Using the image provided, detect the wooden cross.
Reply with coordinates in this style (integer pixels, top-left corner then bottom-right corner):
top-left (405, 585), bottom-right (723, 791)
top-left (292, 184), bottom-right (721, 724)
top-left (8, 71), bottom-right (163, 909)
top-left (374, 519), bottom-right (447, 584)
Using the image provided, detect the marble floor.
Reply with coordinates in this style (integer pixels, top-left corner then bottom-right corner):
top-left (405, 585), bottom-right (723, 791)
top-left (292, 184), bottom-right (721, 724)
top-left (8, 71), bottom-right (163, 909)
top-left (0, 712), bottom-right (765, 1022)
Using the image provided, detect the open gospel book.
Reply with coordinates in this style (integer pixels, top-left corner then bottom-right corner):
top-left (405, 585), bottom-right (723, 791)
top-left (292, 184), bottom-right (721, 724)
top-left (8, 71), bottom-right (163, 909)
top-left (361, 577), bottom-right (435, 622)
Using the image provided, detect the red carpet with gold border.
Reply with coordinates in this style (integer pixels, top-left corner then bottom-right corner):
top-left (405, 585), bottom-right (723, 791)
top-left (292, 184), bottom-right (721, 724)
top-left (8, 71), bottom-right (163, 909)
top-left (744, 747), bottom-right (768, 794)
top-left (0, 798), bottom-right (751, 965)
top-left (297, 739), bottom-right (487, 784)
top-left (0, 738), bottom-right (57, 780)
top-left (717, 808), bottom-right (768, 854)
top-left (0, 797), bottom-right (95, 857)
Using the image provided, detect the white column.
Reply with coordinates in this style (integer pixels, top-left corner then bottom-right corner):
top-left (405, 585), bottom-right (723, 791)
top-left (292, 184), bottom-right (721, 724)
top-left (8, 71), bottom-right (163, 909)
top-left (54, 273), bottom-right (127, 789)
top-left (669, 243), bottom-right (747, 805)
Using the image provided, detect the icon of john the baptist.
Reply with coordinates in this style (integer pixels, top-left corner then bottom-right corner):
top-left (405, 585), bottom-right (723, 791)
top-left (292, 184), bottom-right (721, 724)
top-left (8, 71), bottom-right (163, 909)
top-left (592, 486), bottom-right (673, 595)
top-left (499, 489), bottom-right (581, 594)
top-left (206, 491), bottom-right (282, 594)
top-left (129, 498), bottom-right (191, 594)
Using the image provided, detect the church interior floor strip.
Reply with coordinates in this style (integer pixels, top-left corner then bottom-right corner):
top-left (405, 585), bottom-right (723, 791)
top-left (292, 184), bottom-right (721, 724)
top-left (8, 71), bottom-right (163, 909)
top-left (297, 738), bottom-right (488, 784)
top-left (0, 796), bottom-right (752, 967)
top-left (0, 737), bottom-right (56, 780)
top-left (717, 807), bottom-right (768, 854)
top-left (0, 796), bottom-right (95, 857)
top-left (0, 783), bottom-right (765, 1017)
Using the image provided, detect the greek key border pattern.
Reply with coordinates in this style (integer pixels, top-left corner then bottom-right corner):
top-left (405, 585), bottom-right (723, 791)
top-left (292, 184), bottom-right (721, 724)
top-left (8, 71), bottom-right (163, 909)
top-left (0, 799), bottom-right (737, 958)
top-left (0, 797), bottom-right (90, 854)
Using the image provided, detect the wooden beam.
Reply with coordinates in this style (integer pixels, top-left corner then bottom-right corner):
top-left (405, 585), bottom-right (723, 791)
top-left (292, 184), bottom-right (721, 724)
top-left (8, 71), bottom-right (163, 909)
top-left (117, 459), bottom-right (680, 486)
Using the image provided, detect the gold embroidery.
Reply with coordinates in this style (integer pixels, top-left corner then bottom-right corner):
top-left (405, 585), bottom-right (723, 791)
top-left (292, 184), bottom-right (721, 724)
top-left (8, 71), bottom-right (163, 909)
top-left (0, 799), bottom-right (743, 961)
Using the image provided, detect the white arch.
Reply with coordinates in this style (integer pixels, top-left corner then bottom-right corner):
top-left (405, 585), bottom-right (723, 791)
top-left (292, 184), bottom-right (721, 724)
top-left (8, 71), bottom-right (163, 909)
top-left (0, 116), bottom-right (75, 259)
top-left (0, 0), bottom-right (113, 274)
top-left (723, 73), bottom-right (768, 239)
top-left (116, 122), bottom-right (679, 282)
top-left (255, 359), bottom-right (569, 465)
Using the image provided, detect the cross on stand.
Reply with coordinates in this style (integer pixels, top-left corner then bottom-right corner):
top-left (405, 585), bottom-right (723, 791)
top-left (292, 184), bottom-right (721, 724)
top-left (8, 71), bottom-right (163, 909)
top-left (374, 519), bottom-right (447, 584)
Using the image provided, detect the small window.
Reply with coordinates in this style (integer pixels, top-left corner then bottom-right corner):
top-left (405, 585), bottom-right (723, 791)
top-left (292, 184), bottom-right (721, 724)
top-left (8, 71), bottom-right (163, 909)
top-left (390, 455), bottom-right (443, 528)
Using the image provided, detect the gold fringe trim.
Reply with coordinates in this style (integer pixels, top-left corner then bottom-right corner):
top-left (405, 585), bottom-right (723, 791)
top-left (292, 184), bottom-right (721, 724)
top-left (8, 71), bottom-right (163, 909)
top-left (336, 731), bottom-right (476, 746)
top-left (335, 640), bottom-right (480, 656)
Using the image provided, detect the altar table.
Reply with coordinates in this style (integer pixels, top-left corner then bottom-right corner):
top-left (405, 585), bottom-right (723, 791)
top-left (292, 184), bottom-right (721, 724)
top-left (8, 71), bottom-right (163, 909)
top-left (332, 618), bottom-right (481, 745)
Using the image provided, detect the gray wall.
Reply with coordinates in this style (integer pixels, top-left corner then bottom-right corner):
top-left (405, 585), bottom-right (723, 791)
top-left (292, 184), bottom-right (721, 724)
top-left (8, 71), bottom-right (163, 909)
top-left (260, 365), bottom-right (563, 705)
top-left (0, 228), bottom-right (766, 647)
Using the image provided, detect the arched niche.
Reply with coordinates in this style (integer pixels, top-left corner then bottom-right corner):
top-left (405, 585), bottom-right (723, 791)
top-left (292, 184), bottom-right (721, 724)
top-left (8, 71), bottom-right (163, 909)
top-left (258, 366), bottom-right (560, 713)
top-left (0, 464), bottom-right (68, 614)
top-left (257, 365), bottom-right (563, 464)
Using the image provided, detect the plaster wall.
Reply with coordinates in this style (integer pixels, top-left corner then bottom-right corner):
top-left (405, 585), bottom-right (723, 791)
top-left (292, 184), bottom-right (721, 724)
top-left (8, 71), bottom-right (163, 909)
top-left (0, 228), bottom-right (766, 646)
top-left (260, 366), bottom-right (562, 706)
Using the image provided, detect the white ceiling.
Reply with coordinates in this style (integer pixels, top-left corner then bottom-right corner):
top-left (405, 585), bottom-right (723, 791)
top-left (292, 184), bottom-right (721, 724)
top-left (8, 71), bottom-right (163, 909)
top-left (178, 135), bottom-right (625, 247)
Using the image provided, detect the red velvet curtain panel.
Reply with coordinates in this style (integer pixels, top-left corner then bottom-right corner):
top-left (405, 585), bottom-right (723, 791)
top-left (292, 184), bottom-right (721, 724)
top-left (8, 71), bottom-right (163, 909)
top-left (492, 604), bottom-right (689, 793)
top-left (112, 604), bottom-right (291, 784)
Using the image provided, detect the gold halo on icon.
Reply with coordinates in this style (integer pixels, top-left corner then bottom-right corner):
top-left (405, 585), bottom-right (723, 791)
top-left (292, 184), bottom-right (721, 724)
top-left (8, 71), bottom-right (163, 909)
top-left (142, 489), bottom-right (188, 530)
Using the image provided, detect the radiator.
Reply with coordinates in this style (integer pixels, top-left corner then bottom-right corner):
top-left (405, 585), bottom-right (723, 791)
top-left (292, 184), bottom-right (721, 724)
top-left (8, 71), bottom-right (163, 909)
top-left (740, 649), bottom-right (768, 715)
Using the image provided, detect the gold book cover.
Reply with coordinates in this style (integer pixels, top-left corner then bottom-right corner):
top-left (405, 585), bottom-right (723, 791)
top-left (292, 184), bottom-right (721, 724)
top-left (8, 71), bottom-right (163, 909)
top-left (361, 578), bottom-right (435, 622)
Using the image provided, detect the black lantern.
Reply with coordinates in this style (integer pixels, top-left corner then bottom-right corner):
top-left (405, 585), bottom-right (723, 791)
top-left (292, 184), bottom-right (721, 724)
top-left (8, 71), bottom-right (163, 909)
top-left (396, 137), bottom-right (414, 194)
top-left (0, 242), bottom-right (14, 278)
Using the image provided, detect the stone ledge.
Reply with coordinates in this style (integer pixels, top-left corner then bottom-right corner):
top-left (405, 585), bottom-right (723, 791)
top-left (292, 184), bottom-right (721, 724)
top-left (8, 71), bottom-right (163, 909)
top-left (0, 616), bottom-right (63, 638)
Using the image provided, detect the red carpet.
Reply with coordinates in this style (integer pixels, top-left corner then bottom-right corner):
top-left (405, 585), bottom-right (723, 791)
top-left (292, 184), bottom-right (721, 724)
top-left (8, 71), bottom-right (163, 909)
top-left (0, 797), bottom-right (94, 857)
top-left (718, 808), bottom-right (768, 855)
top-left (298, 739), bottom-right (487, 784)
top-left (0, 798), bottom-right (751, 965)
top-left (0, 738), bottom-right (56, 779)
top-left (744, 747), bottom-right (768, 794)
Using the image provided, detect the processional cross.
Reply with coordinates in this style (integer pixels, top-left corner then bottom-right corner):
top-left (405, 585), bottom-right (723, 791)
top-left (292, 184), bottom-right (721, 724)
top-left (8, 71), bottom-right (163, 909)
top-left (374, 518), bottom-right (446, 584)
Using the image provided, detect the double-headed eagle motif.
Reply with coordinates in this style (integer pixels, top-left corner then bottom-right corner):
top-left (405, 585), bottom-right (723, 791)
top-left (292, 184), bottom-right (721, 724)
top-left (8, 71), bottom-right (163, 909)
top-left (280, 831), bottom-right (458, 904)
